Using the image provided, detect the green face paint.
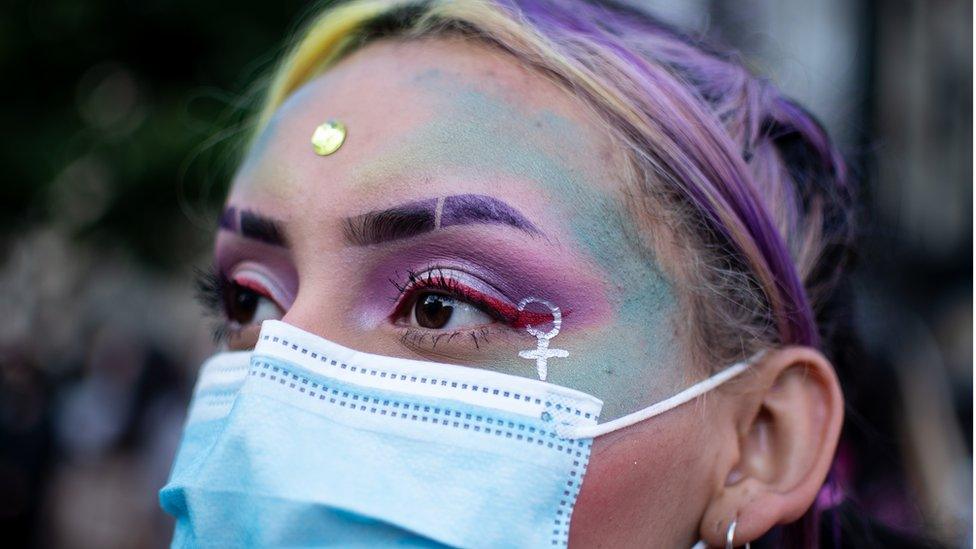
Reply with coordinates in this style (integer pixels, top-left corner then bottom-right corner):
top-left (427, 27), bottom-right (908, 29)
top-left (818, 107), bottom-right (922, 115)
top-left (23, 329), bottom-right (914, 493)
top-left (346, 67), bottom-right (684, 420)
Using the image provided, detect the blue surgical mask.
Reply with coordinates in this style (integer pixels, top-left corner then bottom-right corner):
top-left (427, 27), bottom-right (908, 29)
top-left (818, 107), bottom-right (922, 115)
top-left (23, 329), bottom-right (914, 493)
top-left (160, 320), bottom-right (755, 548)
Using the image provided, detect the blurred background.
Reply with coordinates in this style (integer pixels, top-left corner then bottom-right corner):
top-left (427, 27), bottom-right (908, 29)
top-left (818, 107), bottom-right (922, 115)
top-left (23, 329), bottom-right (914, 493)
top-left (0, 0), bottom-right (971, 547)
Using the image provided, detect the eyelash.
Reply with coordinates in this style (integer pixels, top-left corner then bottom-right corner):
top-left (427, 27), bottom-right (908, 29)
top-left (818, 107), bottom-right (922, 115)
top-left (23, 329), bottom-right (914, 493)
top-left (195, 267), bottom-right (234, 343)
top-left (390, 267), bottom-right (514, 350)
top-left (194, 267), bottom-right (282, 344)
top-left (390, 268), bottom-right (515, 322)
top-left (194, 264), bottom-right (553, 351)
top-left (388, 267), bottom-right (522, 350)
top-left (399, 326), bottom-right (495, 351)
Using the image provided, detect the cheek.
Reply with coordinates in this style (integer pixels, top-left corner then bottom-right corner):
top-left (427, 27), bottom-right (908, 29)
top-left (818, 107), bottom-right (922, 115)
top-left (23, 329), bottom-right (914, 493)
top-left (569, 408), bottom-right (717, 548)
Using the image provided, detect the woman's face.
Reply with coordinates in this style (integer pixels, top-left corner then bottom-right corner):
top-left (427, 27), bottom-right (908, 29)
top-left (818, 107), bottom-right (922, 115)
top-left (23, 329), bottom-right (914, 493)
top-left (218, 37), bottom-right (731, 547)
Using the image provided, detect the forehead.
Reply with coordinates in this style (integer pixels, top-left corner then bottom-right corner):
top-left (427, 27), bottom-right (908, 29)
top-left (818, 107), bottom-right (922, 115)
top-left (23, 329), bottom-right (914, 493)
top-left (230, 37), bottom-right (624, 209)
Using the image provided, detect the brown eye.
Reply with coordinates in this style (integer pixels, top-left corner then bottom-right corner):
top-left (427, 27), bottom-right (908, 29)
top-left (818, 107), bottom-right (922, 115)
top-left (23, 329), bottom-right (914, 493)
top-left (224, 282), bottom-right (282, 326)
top-left (414, 293), bottom-right (455, 329)
top-left (410, 292), bottom-right (492, 330)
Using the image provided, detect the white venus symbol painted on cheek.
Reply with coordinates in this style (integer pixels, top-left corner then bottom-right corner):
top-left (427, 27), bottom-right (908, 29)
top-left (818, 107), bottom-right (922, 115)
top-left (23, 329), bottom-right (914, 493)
top-left (517, 297), bottom-right (569, 381)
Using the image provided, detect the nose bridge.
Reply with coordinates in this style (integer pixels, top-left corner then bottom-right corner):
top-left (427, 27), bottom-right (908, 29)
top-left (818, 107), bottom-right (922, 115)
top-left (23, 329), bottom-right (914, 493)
top-left (279, 276), bottom-right (393, 357)
top-left (279, 291), bottom-right (324, 338)
top-left (276, 235), bottom-right (374, 351)
top-left (280, 276), bottom-right (348, 345)
top-left (274, 174), bottom-right (358, 344)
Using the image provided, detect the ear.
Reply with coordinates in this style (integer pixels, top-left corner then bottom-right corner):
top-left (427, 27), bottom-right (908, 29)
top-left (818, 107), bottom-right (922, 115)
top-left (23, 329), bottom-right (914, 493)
top-left (698, 346), bottom-right (844, 547)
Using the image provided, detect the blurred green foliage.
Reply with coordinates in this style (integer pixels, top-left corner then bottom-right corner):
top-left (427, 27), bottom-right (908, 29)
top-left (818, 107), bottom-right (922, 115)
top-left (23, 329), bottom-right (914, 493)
top-left (1, 0), bottom-right (327, 269)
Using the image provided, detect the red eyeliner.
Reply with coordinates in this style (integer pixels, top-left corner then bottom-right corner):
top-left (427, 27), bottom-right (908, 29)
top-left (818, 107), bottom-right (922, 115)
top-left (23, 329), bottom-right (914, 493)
top-left (231, 274), bottom-right (287, 310)
top-left (460, 289), bottom-right (565, 329)
top-left (233, 277), bottom-right (272, 297)
top-left (394, 275), bottom-right (570, 329)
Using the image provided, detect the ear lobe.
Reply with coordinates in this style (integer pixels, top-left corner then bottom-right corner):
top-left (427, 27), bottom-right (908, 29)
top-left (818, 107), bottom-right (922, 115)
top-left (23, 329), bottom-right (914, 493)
top-left (699, 346), bottom-right (844, 547)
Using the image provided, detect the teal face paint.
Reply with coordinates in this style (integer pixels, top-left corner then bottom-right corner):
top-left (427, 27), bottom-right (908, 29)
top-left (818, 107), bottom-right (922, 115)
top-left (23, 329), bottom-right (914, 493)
top-left (348, 67), bottom-right (684, 420)
top-left (240, 112), bottom-right (282, 176)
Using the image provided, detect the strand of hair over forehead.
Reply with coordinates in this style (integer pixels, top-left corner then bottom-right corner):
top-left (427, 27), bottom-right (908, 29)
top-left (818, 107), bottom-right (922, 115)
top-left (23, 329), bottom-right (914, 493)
top-left (257, 0), bottom-right (822, 349)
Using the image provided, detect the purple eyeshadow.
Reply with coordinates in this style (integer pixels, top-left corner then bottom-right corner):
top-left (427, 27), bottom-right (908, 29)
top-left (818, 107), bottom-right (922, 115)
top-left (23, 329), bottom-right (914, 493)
top-left (219, 206), bottom-right (238, 231)
top-left (356, 230), bottom-right (611, 328)
top-left (218, 206), bottom-right (288, 248)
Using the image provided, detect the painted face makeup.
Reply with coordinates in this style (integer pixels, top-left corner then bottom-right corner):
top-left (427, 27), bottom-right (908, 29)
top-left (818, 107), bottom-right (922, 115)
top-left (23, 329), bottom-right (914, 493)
top-left (337, 69), bottom-right (682, 420)
top-left (219, 206), bottom-right (288, 247)
top-left (343, 193), bottom-right (540, 246)
top-left (224, 44), bottom-right (684, 421)
top-left (516, 297), bottom-right (569, 381)
top-left (204, 207), bottom-right (298, 349)
top-left (342, 194), bottom-right (588, 370)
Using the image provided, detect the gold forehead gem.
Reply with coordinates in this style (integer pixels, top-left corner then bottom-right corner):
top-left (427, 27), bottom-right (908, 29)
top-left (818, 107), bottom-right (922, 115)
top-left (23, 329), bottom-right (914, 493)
top-left (311, 119), bottom-right (347, 156)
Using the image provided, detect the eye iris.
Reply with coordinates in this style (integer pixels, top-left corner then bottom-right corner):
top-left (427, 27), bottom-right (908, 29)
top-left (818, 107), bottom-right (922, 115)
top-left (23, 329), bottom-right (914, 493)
top-left (226, 283), bottom-right (259, 324)
top-left (415, 293), bottom-right (454, 329)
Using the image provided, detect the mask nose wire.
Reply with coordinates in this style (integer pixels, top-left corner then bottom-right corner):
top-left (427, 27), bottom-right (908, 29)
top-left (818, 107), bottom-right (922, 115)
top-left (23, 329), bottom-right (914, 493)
top-left (557, 351), bottom-right (766, 440)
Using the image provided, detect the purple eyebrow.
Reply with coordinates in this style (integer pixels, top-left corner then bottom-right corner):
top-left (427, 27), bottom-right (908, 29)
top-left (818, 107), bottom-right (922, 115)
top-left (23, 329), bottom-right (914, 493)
top-left (218, 206), bottom-right (238, 231)
top-left (342, 194), bottom-right (540, 246)
top-left (439, 194), bottom-right (540, 234)
top-left (218, 206), bottom-right (288, 247)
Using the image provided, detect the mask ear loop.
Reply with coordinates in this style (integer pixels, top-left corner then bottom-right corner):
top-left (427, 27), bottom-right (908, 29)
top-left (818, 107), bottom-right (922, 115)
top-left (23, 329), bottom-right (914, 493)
top-left (557, 350), bottom-right (766, 439)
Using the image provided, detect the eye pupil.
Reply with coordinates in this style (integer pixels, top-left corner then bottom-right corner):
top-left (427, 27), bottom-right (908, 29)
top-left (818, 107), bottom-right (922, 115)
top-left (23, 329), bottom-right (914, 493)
top-left (415, 293), bottom-right (454, 329)
top-left (226, 283), bottom-right (259, 324)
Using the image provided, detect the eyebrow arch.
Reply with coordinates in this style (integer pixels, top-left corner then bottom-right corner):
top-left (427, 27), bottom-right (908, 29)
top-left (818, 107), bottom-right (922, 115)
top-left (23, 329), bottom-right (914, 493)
top-left (219, 206), bottom-right (288, 247)
top-left (342, 194), bottom-right (541, 246)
